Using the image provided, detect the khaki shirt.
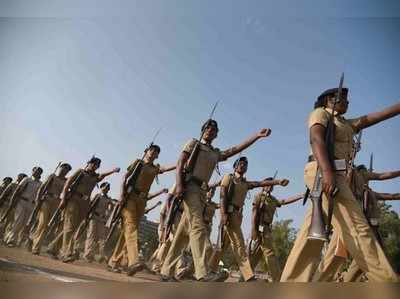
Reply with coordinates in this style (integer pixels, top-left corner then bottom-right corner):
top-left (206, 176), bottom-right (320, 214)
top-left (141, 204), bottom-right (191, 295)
top-left (253, 191), bottom-right (281, 224)
top-left (308, 107), bottom-right (358, 162)
top-left (127, 159), bottom-right (160, 194)
top-left (183, 139), bottom-right (221, 184)
top-left (19, 177), bottom-right (42, 201)
top-left (74, 169), bottom-right (100, 198)
top-left (221, 174), bottom-right (249, 209)
top-left (91, 192), bottom-right (111, 222)
top-left (42, 174), bottom-right (67, 200)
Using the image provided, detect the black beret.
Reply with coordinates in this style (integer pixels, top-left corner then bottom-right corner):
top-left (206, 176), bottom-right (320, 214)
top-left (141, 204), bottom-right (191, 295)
top-left (60, 162), bottom-right (72, 171)
top-left (87, 156), bottom-right (101, 165)
top-left (317, 87), bottom-right (348, 102)
top-left (100, 182), bottom-right (110, 189)
top-left (233, 156), bottom-right (248, 169)
top-left (201, 119), bottom-right (219, 132)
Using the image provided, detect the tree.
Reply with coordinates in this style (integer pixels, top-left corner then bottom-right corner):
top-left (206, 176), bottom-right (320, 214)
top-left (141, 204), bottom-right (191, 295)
top-left (378, 202), bottom-right (400, 272)
top-left (271, 219), bottom-right (298, 269)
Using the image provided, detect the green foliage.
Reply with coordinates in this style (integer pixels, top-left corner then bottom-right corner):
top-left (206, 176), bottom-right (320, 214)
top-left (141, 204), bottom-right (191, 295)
top-left (271, 219), bottom-right (298, 269)
top-left (378, 202), bottom-right (400, 272)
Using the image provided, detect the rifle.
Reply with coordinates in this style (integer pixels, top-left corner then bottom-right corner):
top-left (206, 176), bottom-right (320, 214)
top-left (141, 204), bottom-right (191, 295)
top-left (145, 200), bottom-right (162, 214)
top-left (45, 169), bottom-right (85, 239)
top-left (363, 153), bottom-right (374, 216)
top-left (307, 73), bottom-right (343, 241)
top-left (216, 223), bottom-right (225, 251)
top-left (247, 238), bottom-right (260, 257)
top-left (347, 131), bottom-right (363, 185)
top-left (26, 162), bottom-right (62, 233)
top-left (163, 102), bottom-right (219, 242)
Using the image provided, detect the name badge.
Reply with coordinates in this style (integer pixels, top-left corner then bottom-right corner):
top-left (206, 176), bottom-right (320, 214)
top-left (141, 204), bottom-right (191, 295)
top-left (258, 225), bottom-right (264, 233)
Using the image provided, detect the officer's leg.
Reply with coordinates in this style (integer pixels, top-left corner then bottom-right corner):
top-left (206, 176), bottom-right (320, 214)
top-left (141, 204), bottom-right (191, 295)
top-left (160, 215), bottom-right (190, 277)
top-left (226, 215), bottom-right (254, 281)
top-left (261, 231), bottom-right (281, 282)
top-left (330, 176), bottom-right (398, 282)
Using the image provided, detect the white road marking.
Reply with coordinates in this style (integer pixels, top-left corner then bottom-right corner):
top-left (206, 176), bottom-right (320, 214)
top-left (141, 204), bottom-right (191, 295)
top-left (0, 258), bottom-right (93, 282)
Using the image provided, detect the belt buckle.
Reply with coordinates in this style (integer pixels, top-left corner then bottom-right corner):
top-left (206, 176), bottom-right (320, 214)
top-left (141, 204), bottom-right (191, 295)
top-left (227, 205), bottom-right (234, 213)
top-left (370, 218), bottom-right (378, 226)
top-left (334, 159), bottom-right (347, 171)
top-left (259, 225), bottom-right (264, 233)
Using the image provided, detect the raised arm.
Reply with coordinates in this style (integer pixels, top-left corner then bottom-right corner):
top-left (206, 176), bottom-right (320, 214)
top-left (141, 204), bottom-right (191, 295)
top-left (279, 193), bottom-right (304, 206)
top-left (98, 167), bottom-right (120, 181)
top-left (367, 170), bottom-right (400, 181)
top-left (147, 188), bottom-right (169, 201)
top-left (352, 102), bottom-right (400, 131)
top-left (374, 192), bottom-right (400, 201)
top-left (251, 200), bottom-right (260, 240)
top-left (220, 128), bottom-right (271, 160)
top-left (159, 165), bottom-right (176, 174)
top-left (247, 178), bottom-right (289, 190)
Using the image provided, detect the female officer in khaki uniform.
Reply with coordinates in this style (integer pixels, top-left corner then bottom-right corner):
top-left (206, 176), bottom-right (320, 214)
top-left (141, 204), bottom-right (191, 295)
top-left (108, 145), bottom-right (175, 276)
top-left (160, 119), bottom-right (272, 282)
top-left (313, 164), bottom-right (400, 282)
top-left (208, 157), bottom-right (289, 282)
top-left (31, 162), bottom-right (72, 255)
top-left (280, 87), bottom-right (400, 282)
top-left (60, 157), bottom-right (120, 263)
top-left (250, 181), bottom-right (302, 282)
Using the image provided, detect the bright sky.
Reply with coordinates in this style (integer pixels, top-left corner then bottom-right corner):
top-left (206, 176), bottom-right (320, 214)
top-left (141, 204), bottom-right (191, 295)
top-left (1, 1), bottom-right (399, 242)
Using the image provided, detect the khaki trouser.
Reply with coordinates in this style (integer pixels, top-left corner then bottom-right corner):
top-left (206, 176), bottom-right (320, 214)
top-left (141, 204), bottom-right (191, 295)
top-left (312, 229), bottom-right (348, 282)
top-left (83, 218), bottom-right (106, 260)
top-left (280, 162), bottom-right (398, 282)
top-left (5, 198), bottom-right (33, 246)
top-left (209, 212), bottom-right (254, 281)
top-left (31, 199), bottom-right (58, 253)
top-left (160, 213), bottom-right (191, 277)
top-left (61, 195), bottom-right (89, 259)
top-left (109, 196), bottom-right (146, 268)
top-left (343, 259), bottom-right (364, 282)
top-left (47, 221), bottom-right (64, 255)
top-left (163, 185), bottom-right (213, 280)
top-left (149, 238), bottom-right (171, 273)
top-left (108, 229), bottom-right (129, 268)
top-left (250, 228), bottom-right (281, 282)
top-left (1, 208), bottom-right (15, 241)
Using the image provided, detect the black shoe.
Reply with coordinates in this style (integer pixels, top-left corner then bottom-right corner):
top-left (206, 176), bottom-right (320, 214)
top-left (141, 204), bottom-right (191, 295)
top-left (46, 249), bottom-right (59, 260)
top-left (31, 250), bottom-right (40, 256)
top-left (83, 256), bottom-right (94, 263)
top-left (126, 263), bottom-right (145, 276)
top-left (160, 275), bottom-right (179, 282)
top-left (245, 276), bottom-right (259, 282)
top-left (198, 271), bottom-right (228, 282)
top-left (107, 265), bottom-right (122, 273)
top-left (62, 255), bottom-right (76, 263)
